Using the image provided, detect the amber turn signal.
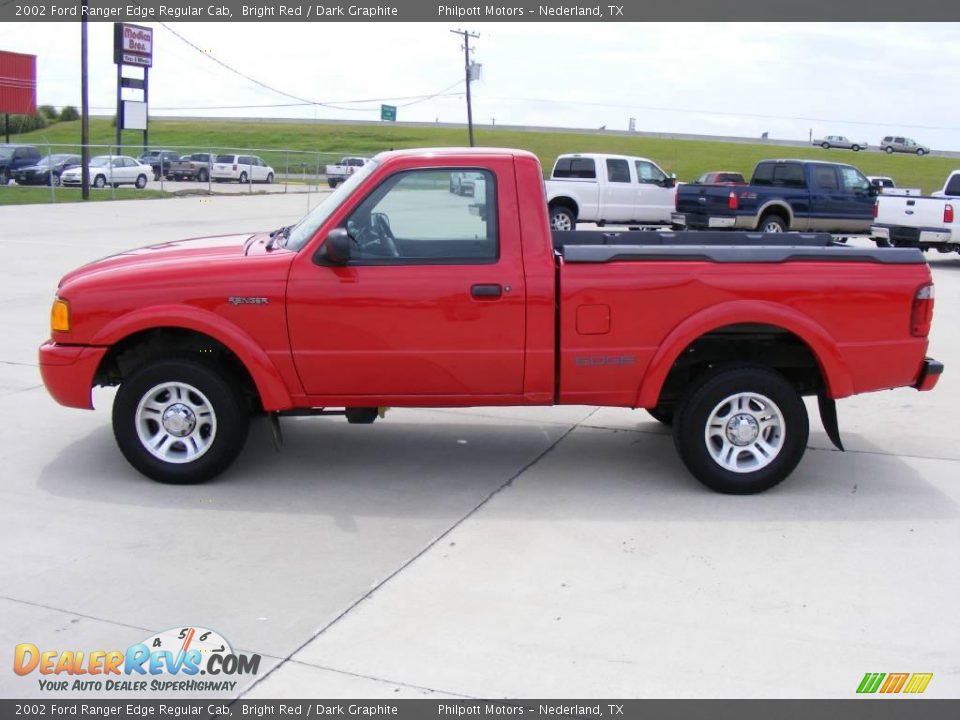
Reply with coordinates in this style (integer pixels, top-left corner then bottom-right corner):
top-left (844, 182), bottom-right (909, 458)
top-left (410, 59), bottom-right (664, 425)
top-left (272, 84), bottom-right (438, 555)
top-left (51, 298), bottom-right (71, 333)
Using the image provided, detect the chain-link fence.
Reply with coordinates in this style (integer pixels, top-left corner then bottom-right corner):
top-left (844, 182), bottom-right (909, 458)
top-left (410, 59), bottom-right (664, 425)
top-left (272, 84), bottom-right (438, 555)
top-left (0, 143), bottom-right (363, 204)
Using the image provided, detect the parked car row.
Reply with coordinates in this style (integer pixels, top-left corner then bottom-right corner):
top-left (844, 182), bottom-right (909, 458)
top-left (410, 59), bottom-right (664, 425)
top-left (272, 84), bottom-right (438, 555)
top-left (812, 134), bottom-right (932, 155)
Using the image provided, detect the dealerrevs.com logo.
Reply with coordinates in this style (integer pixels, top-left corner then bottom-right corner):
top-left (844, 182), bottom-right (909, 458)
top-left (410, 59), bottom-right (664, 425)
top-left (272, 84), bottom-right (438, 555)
top-left (14, 627), bottom-right (261, 693)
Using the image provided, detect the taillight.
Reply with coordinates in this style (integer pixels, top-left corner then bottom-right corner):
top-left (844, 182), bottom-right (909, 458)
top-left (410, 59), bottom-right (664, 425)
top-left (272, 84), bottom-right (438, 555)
top-left (232, 164), bottom-right (238, 171)
top-left (873, 201), bottom-right (879, 219)
top-left (945, 204), bottom-right (954, 224)
top-left (911, 283), bottom-right (935, 337)
top-left (727, 191), bottom-right (738, 210)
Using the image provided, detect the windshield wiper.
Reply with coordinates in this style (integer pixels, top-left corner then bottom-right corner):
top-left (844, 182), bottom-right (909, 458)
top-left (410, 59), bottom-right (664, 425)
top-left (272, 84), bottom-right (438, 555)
top-left (266, 225), bottom-right (292, 251)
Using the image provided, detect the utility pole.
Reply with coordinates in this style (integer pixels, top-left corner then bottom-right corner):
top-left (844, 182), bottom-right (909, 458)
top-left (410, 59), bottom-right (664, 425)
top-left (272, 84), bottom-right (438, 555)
top-left (80, 3), bottom-right (90, 200)
top-left (450, 29), bottom-right (479, 147)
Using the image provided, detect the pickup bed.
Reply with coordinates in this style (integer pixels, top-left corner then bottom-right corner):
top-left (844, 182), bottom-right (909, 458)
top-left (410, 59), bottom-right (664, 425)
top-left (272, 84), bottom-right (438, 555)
top-left (39, 148), bottom-right (942, 495)
top-left (673, 159), bottom-right (877, 234)
top-left (871, 170), bottom-right (960, 252)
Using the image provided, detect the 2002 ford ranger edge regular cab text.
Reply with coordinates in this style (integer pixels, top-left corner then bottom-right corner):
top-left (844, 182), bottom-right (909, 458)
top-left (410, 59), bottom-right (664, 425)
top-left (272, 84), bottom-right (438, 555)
top-left (39, 148), bottom-right (943, 495)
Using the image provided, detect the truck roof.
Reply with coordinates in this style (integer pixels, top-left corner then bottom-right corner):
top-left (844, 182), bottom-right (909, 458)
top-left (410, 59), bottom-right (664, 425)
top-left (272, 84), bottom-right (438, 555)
top-left (374, 147), bottom-right (539, 162)
top-left (759, 158), bottom-right (860, 169)
top-left (555, 152), bottom-right (657, 163)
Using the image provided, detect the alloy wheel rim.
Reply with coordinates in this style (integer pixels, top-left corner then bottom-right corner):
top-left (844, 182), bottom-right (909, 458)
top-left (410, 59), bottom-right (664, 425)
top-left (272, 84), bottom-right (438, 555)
top-left (704, 392), bottom-right (785, 473)
top-left (135, 381), bottom-right (217, 464)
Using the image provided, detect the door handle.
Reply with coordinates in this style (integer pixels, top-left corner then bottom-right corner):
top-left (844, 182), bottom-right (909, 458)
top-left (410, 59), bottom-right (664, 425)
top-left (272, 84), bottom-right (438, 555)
top-left (471, 284), bottom-right (503, 299)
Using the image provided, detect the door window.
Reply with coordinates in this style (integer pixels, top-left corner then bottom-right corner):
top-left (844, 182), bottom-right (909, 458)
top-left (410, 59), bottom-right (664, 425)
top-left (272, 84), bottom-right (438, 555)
top-left (944, 174), bottom-right (960, 197)
top-left (813, 166), bottom-right (839, 191)
top-left (606, 159), bottom-right (630, 183)
top-left (553, 157), bottom-right (596, 179)
top-left (342, 168), bottom-right (498, 264)
top-left (839, 167), bottom-right (870, 193)
top-left (635, 160), bottom-right (666, 185)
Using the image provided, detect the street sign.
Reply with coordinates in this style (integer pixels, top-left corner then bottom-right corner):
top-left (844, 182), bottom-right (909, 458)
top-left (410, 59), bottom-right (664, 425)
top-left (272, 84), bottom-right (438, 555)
top-left (381, 104), bottom-right (397, 122)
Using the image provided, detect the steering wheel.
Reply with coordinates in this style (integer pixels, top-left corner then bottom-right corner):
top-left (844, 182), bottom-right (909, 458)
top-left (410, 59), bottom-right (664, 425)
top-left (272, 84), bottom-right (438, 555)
top-left (373, 214), bottom-right (400, 257)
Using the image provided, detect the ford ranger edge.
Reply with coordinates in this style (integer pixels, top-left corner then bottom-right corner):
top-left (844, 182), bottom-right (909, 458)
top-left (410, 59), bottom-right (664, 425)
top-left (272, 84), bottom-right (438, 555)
top-left (39, 148), bottom-right (942, 495)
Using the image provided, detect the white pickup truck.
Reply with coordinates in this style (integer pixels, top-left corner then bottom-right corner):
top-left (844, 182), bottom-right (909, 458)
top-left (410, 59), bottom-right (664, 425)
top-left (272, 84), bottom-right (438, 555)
top-left (545, 153), bottom-right (677, 230)
top-left (871, 170), bottom-right (960, 252)
top-left (325, 156), bottom-right (370, 188)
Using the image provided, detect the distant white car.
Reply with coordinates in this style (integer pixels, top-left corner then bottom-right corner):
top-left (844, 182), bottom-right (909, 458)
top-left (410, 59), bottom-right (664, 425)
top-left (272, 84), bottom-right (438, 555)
top-left (60, 155), bottom-right (152, 189)
top-left (211, 154), bottom-right (275, 184)
top-left (813, 135), bottom-right (868, 151)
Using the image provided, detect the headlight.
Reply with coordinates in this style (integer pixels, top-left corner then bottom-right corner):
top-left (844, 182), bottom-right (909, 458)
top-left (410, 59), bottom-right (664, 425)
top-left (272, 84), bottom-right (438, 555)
top-left (51, 298), bottom-right (71, 333)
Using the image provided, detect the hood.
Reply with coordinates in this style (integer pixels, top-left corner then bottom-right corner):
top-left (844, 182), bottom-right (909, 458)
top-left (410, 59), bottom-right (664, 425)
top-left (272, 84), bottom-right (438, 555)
top-left (58, 233), bottom-right (260, 289)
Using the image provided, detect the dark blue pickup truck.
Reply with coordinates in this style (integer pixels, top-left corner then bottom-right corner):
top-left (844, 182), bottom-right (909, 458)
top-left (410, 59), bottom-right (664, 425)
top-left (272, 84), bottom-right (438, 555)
top-left (672, 159), bottom-right (877, 234)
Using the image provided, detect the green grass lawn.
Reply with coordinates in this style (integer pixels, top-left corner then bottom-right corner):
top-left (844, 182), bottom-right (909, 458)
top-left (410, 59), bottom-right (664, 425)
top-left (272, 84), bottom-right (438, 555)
top-left (0, 185), bottom-right (171, 206)
top-left (12, 117), bottom-right (959, 195)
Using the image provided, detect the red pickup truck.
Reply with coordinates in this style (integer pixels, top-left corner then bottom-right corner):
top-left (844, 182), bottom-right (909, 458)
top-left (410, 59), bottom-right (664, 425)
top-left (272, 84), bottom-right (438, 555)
top-left (39, 148), bottom-right (942, 495)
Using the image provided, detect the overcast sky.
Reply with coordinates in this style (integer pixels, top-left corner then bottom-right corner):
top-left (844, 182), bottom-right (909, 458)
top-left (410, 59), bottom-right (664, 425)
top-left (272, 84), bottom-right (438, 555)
top-left (2, 22), bottom-right (958, 149)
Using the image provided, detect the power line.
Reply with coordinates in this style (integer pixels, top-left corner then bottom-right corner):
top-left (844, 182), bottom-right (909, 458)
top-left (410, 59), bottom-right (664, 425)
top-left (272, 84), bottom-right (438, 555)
top-left (158, 22), bottom-right (462, 112)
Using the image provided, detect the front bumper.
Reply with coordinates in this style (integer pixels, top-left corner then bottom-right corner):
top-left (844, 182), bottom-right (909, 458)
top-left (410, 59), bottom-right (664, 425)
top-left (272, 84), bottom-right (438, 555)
top-left (38, 342), bottom-right (108, 409)
top-left (914, 358), bottom-right (944, 392)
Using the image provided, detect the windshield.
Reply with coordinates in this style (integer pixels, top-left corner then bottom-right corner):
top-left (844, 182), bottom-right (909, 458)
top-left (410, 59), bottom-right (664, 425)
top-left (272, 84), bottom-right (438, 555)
top-left (90, 156), bottom-right (111, 167)
top-left (0, 148), bottom-right (12, 161)
top-left (285, 159), bottom-right (380, 251)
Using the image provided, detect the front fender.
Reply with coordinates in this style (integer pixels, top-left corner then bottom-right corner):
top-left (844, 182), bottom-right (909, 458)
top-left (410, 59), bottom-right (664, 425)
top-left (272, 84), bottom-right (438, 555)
top-left (91, 305), bottom-right (294, 411)
top-left (635, 299), bottom-right (854, 408)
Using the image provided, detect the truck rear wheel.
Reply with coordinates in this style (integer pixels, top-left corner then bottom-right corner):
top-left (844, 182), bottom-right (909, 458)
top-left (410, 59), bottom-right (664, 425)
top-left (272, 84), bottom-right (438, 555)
top-left (197, 169), bottom-right (208, 182)
top-left (550, 205), bottom-right (576, 231)
top-left (759, 214), bottom-right (787, 233)
top-left (112, 359), bottom-right (249, 484)
top-left (673, 366), bottom-right (808, 494)
top-left (821, 142), bottom-right (829, 149)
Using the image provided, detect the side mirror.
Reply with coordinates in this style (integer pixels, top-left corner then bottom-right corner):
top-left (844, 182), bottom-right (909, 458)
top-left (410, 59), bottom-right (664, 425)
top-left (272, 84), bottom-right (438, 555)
top-left (322, 228), bottom-right (352, 265)
top-left (662, 177), bottom-right (677, 188)
top-left (867, 185), bottom-right (879, 197)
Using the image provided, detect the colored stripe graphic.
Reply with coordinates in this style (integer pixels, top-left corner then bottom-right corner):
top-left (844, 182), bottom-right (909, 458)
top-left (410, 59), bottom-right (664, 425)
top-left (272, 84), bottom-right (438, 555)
top-left (857, 673), bottom-right (886, 693)
top-left (880, 673), bottom-right (909, 693)
top-left (904, 673), bottom-right (933, 694)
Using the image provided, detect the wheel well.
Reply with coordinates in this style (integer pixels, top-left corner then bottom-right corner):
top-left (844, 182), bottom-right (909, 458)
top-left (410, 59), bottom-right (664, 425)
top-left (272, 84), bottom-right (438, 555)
top-left (549, 197), bottom-right (578, 219)
top-left (94, 328), bottom-right (262, 411)
top-left (758, 206), bottom-right (790, 225)
top-left (656, 323), bottom-right (825, 406)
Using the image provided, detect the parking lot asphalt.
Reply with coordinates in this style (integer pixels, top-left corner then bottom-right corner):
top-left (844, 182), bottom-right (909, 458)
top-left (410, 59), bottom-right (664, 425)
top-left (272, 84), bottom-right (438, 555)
top-left (1, 195), bottom-right (958, 700)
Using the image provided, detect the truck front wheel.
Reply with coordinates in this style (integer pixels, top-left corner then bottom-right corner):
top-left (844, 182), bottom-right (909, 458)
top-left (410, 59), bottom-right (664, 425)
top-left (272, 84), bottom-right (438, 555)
top-left (673, 366), bottom-right (808, 494)
top-left (550, 205), bottom-right (576, 231)
top-left (112, 359), bottom-right (250, 484)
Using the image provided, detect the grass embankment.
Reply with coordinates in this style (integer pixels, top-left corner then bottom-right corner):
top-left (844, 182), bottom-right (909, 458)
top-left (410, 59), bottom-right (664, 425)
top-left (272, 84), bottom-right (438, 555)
top-left (11, 118), bottom-right (958, 195)
top-left (0, 185), bottom-right (171, 206)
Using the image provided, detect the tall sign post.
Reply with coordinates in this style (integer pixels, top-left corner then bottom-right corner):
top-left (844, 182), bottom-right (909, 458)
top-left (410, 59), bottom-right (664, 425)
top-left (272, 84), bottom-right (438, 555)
top-left (113, 23), bottom-right (153, 154)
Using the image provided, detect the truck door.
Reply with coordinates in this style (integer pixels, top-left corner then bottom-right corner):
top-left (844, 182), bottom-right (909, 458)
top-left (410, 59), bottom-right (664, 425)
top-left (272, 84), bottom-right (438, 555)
top-left (836, 166), bottom-right (875, 232)
top-left (809, 165), bottom-right (843, 230)
top-left (634, 160), bottom-right (674, 223)
top-left (602, 158), bottom-right (634, 222)
top-left (286, 163), bottom-right (527, 398)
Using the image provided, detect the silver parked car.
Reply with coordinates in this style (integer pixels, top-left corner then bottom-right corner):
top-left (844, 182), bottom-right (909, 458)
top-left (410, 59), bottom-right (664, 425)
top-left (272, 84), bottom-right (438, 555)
top-left (813, 135), bottom-right (868, 151)
top-left (880, 136), bottom-right (930, 156)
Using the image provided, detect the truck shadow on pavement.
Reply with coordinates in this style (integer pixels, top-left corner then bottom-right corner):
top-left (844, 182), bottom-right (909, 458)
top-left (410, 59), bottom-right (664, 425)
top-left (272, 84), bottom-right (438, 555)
top-left (37, 409), bottom-right (959, 523)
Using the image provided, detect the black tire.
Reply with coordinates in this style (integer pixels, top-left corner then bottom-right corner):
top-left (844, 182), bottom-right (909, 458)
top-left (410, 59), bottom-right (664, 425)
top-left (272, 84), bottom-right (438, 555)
top-left (265, 172), bottom-right (274, 185)
top-left (153, 170), bottom-right (161, 181)
top-left (135, 174), bottom-right (147, 189)
top-left (852, 145), bottom-right (861, 152)
top-left (758, 214), bottom-right (788, 233)
top-left (647, 404), bottom-right (675, 426)
top-left (673, 366), bottom-right (809, 494)
top-left (51, 173), bottom-right (61, 187)
top-left (884, 146), bottom-right (894, 154)
top-left (239, 171), bottom-right (248, 184)
top-left (821, 142), bottom-right (829, 149)
top-left (327, 178), bottom-right (339, 189)
top-left (112, 183), bottom-right (121, 189)
top-left (197, 169), bottom-right (209, 183)
top-left (916, 148), bottom-right (926, 156)
top-left (93, 174), bottom-right (106, 189)
top-left (112, 358), bottom-right (250, 484)
top-left (550, 205), bottom-right (576, 231)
